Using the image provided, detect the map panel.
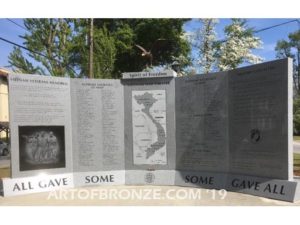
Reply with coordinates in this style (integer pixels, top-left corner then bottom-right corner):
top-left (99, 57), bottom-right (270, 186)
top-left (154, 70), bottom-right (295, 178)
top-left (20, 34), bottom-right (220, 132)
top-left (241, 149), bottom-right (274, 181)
top-left (132, 90), bottom-right (167, 165)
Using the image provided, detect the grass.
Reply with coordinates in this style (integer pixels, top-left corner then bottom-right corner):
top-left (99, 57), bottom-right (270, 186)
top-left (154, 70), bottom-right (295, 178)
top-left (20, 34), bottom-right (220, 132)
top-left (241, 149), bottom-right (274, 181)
top-left (0, 137), bottom-right (9, 143)
top-left (294, 136), bottom-right (300, 141)
top-left (294, 153), bottom-right (300, 176)
top-left (0, 167), bottom-right (10, 178)
top-left (294, 153), bottom-right (300, 166)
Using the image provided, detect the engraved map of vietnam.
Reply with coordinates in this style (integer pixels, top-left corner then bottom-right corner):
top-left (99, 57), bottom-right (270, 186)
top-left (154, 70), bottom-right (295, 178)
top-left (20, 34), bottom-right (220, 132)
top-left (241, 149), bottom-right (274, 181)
top-left (132, 90), bottom-right (167, 165)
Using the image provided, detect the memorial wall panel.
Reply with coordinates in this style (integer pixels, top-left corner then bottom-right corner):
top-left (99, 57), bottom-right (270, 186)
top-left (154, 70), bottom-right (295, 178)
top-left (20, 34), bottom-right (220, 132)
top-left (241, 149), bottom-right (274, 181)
top-left (9, 74), bottom-right (73, 178)
top-left (228, 59), bottom-right (293, 180)
top-left (175, 72), bottom-right (228, 172)
top-left (122, 77), bottom-right (176, 185)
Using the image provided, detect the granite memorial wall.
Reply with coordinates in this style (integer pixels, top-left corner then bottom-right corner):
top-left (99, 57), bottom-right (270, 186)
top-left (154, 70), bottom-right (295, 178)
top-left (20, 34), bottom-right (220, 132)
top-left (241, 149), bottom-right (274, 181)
top-left (1, 58), bottom-right (299, 202)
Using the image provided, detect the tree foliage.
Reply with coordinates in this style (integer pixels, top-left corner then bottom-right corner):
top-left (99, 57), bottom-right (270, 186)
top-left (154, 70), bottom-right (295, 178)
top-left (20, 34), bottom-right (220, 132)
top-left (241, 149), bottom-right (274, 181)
top-left (189, 19), bottom-right (263, 74)
top-left (216, 19), bottom-right (263, 71)
top-left (275, 30), bottom-right (300, 95)
top-left (8, 47), bottom-right (44, 74)
top-left (93, 19), bottom-right (190, 76)
top-left (9, 19), bottom-right (76, 77)
top-left (8, 19), bottom-right (190, 78)
top-left (70, 19), bottom-right (117, 78)
top-left (294, 97), bottom-right (300, 134)
top-left (193, 19), bottom-right (218, 73)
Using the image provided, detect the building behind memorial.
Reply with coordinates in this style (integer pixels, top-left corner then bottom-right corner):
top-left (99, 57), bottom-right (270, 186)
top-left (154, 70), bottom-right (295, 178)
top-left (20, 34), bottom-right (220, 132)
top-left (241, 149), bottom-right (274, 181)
top-left (0, 68), bottom-right (9, 140)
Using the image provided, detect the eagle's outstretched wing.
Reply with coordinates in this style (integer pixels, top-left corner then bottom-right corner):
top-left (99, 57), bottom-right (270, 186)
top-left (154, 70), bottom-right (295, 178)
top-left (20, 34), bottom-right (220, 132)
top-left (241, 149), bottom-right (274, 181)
top-left (135, 44), bottom-right (148, 54)
top-left (135, 39), bottom-right (173, 67)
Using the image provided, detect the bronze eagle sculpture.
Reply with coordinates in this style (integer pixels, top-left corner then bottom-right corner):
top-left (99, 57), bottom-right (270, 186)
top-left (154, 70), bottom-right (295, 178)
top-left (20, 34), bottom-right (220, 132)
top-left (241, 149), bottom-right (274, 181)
top-left (135, 38), bottom-right (171, 68)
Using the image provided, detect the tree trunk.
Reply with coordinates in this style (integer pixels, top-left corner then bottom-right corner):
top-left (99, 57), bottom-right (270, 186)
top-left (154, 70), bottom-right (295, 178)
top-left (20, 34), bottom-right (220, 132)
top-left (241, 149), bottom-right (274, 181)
top-left (89, 18), bottom-right (94, 79)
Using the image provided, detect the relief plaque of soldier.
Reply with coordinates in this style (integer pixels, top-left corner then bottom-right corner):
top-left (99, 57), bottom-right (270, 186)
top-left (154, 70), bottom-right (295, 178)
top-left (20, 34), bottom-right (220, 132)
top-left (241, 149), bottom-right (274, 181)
top-left (18, 126), bottom-right (65, 171)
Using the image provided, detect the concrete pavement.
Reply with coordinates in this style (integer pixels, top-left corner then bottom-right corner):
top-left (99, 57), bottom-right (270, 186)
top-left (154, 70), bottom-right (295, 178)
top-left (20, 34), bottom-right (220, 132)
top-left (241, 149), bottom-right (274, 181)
top-left (0, 184), bottom-right (299, 206)
top-left (1, 143), bottom-right (300, 206)
top-left (0, 156), bottom-right (10, 169)
top-left (294, 141), bottom-right (300, 154)
top-left (0, 167), bottom-right (300, 206)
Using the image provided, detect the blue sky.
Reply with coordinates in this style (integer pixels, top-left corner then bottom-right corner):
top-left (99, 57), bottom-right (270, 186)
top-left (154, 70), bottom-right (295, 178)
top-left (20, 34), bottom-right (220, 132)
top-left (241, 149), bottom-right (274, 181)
top-left (0, 18), bottom-right (299, 70)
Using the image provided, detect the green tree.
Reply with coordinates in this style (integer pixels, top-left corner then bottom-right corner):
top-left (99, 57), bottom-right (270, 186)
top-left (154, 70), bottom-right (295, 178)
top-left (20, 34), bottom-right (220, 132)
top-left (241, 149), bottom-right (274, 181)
top-left (70, 19), bottom-right (117, 78)
top-left (275, 30), bottom-right (300, 95)
top-left (294, 97), bottom-right (300, 134)
top-left (9, 19), bottom-right (76, 77)
top-left (93, 27), bottom-right (116, 78)
top-left (8, 47), bottom-right (44, 74)
top-left (93, 19), bottom-right (191, 77)
top-left (216, 19), bottom-right (263, 71)
top-left (9, 19), bottom-right (190, 78)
